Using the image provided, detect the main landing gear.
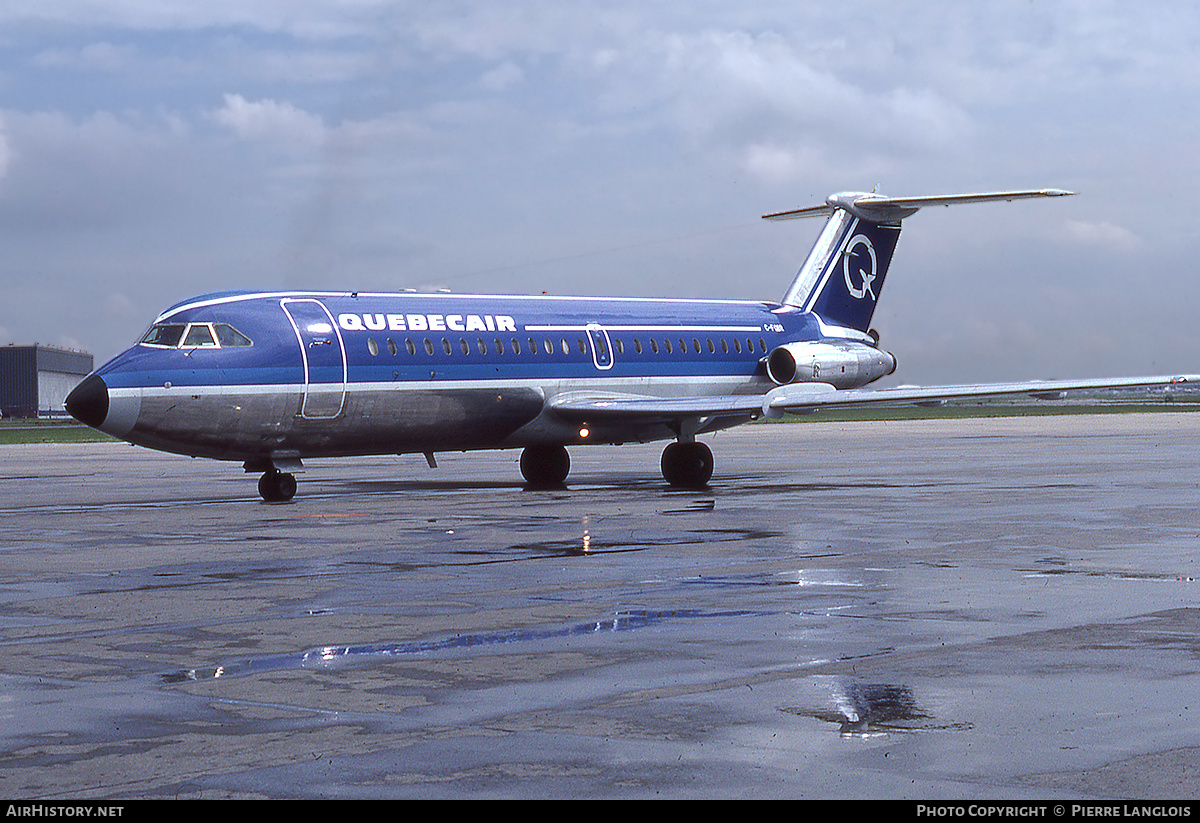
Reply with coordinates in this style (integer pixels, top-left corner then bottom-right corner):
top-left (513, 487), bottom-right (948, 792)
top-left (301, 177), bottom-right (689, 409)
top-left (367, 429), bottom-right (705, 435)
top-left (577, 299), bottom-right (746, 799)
top-left (660, 440), bottom-right (713, 489)
top-left (258, 469), bottom-right (297, 502)
top-left (518, 440), bottom-right (714, 489)
top-left (520, 444), bottom-right (571, 487)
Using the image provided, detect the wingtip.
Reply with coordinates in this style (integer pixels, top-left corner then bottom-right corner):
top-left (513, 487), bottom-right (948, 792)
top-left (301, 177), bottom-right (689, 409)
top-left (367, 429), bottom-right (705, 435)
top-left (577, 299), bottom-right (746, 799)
top-left (761, 205), bottom-right (835, 221)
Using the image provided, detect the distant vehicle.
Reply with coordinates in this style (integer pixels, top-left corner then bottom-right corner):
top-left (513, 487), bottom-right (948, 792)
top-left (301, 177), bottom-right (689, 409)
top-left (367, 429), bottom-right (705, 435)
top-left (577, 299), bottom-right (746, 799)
top-left (67, 189), bottom-right (1195, 500)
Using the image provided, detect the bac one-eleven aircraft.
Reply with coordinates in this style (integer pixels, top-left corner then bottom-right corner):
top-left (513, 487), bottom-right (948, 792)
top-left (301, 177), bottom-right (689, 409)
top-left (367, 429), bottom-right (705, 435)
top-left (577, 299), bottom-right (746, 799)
top-left (67, 189), bottom-right (1196, 501)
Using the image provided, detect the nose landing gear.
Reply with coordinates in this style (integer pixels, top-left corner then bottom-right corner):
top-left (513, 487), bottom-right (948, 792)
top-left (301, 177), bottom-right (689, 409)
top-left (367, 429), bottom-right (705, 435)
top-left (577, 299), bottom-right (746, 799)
top-left (258, 469), bottom-right (297, 502)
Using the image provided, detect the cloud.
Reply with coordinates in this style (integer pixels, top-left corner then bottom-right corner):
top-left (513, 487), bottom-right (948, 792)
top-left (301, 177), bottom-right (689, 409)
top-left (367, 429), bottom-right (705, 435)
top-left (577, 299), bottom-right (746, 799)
top-left (33, 41), bottom-right (136, 71)
top-left (584, 28), bottom-right (971, 185)
top-left (480, 61), bottom-right (525, 92)
top-left (0, 117), bottom-right (10, 182)
top-left (103, 292), bottom-right (138, 318)
top-left (0, 108), bottom-right (195, 231)
top-left (741, 143), bottom-right (819, 182)
top-left (0, 1), bottom-right (376, 39)
top-left (212, 93), bottom-right (325, 150)
top-left (1063, 218), bottom-right (1141, 251)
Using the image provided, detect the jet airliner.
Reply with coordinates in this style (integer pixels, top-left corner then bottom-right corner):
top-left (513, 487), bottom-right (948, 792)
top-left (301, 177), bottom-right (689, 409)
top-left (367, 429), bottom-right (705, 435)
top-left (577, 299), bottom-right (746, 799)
top-left (66, 189), bottom-right (1196, 501)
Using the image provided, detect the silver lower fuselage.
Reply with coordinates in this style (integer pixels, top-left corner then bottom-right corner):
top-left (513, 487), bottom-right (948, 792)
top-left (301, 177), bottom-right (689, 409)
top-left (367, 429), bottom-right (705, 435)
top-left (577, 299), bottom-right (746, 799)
top-left (104, 375), bottom-right (761, 462)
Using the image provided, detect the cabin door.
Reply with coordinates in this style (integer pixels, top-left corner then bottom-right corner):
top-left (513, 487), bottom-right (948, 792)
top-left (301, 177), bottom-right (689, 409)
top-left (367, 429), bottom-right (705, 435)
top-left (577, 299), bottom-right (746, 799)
top-left (586, 323), bottom-right (614, 371)
top-left (281, 299), bottom-right (347, 419)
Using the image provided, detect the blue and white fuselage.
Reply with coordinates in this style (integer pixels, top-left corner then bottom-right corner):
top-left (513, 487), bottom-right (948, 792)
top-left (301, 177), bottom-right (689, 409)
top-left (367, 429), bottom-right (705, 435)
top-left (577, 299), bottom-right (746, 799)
top-left (67, 189), bottom-right (1195, 500)
top-left (87, 291), bottom-right (843, 460)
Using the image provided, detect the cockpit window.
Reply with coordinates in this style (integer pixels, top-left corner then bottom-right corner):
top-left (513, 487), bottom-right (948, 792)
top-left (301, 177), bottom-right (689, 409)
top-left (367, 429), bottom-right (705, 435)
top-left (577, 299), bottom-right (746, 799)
top-left (183, 324), bottom-right (217, 347)
top-left (140, 324), bottom-right (186, 347)
top-left (214, 324), bottom-right (253, 347)
top-left (139, 322), bottom-right (253, 349)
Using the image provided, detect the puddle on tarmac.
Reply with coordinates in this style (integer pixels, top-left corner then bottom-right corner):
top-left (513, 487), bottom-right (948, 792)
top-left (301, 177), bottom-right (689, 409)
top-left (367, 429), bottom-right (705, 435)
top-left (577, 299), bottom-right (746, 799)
top-left (160, 607), bottom-right (776, 684)
top-left (782, 678), bottom-right (966, 738)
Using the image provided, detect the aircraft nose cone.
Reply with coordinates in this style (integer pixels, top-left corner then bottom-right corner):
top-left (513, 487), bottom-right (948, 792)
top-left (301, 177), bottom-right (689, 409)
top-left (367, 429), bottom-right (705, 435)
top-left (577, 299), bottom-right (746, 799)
top-left (66, 374), bottom-right (109, 428)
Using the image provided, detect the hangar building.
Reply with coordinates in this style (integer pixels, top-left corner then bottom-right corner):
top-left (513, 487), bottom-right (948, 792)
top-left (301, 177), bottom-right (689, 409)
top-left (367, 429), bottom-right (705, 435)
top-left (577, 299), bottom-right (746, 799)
top-left (0, 345), bottom-right (94, 418)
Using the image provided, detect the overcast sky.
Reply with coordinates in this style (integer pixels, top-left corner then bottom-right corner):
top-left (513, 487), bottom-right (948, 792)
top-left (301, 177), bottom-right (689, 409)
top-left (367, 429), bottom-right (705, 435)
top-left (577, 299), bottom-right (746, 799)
top-left (1, 1), bottom-right (1197, 383)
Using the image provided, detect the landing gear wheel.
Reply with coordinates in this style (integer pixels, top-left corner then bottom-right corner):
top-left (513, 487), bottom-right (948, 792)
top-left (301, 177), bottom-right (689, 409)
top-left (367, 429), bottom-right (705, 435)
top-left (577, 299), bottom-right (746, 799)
top-left (661, 441), bottom-right (714, 489)
top-left (520, 445), bottom-right (570, 487)
top-left (258, 470), bottom-right (297, 502)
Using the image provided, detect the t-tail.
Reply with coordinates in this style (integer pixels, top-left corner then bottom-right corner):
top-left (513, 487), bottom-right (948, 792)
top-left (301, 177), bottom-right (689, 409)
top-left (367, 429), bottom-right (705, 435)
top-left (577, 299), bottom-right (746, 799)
top-left (765, 189), bottom-right (1074, 332)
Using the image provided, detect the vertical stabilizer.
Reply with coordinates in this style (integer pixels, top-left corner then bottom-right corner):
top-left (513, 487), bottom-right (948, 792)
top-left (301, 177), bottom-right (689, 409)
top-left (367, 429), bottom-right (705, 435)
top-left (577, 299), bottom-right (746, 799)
top-left (779, 208), bottom-right (900, 332)
top-left (766, 188), bottom-right (1074, 332)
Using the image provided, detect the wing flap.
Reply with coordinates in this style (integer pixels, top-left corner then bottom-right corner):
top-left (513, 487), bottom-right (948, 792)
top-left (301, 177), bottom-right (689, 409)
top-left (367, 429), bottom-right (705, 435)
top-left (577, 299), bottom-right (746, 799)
top-left (548, 376), bottom-right (1196, 424)
top-left (764, 375), bottom-right (1196, 416)
top-left (549, 391), bottom-right (768, 422)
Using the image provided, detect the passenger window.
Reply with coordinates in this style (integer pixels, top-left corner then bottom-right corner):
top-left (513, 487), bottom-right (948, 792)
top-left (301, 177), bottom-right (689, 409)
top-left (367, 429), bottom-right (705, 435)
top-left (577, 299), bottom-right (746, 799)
top-left (650, 339), bottom-right (658, 354)
top-left (387, 338), bottom-right (398, 356)
top-left (183, 324), bottom-right (217, 347)
top-left (367, 337), bottom-right (379, 356)
top-left (478, 338), bottom-right (488, 355)
top-left (664, 339), bottom-right (672, 354)
top-left (634, 338), bottom-right (642, 354)
top-left (406, 338), bottom-right (416, 356)
top-left (460, 338), bottom-right (470, 355)
top-left (442, 338), bottom-right (452, 355)
top-left (543, 338), bottom-right (553, 355)
top-left (424, 338), bottom-right (434, 355)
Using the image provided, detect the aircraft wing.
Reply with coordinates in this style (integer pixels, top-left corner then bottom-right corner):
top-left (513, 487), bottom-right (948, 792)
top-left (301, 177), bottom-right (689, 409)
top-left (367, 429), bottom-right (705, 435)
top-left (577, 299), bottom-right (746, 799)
top-left (549, 375), bottom-right (1197, 422)
top-left (549, 391), bottom-right (767, 422)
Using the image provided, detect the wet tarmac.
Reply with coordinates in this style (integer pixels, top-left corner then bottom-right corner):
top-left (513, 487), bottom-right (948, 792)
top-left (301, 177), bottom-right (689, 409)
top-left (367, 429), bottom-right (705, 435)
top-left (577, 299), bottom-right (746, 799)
top-left (1, 414), bottom-right (1199, 799)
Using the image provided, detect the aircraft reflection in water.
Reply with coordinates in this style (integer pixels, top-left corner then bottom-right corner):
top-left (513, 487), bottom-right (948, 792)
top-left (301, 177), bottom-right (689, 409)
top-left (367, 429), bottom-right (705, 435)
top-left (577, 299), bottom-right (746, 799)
top-left (67, 189), bottom-right (1196, 500)
top-left (781, 678), bottom-right (936, 738)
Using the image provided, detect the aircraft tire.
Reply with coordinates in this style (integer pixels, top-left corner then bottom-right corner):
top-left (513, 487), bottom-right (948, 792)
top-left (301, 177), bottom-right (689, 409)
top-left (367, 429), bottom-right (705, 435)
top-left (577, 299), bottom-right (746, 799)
top-left (661, 441), bottom-right (714, 488)
top-left (259, 470), bottom-right (297, 502)
top-left (520, 445), bottom-right (570, 487)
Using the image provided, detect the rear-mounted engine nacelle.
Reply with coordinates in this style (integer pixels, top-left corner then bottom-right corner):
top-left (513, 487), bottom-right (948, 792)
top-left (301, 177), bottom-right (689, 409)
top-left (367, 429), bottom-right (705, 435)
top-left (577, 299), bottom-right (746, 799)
top-left (766, 341), bottom-right (897, 389)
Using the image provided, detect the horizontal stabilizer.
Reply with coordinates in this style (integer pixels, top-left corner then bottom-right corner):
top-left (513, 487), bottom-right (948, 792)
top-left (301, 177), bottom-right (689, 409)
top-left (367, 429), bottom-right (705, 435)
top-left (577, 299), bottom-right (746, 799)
top-left (764, 189), bottom-right (1074, 224)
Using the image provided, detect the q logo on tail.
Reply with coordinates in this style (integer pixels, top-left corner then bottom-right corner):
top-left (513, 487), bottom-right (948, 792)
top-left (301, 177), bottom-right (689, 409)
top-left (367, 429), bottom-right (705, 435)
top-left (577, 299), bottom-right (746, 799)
top-left (843, 235), bottom-right (878, 301)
